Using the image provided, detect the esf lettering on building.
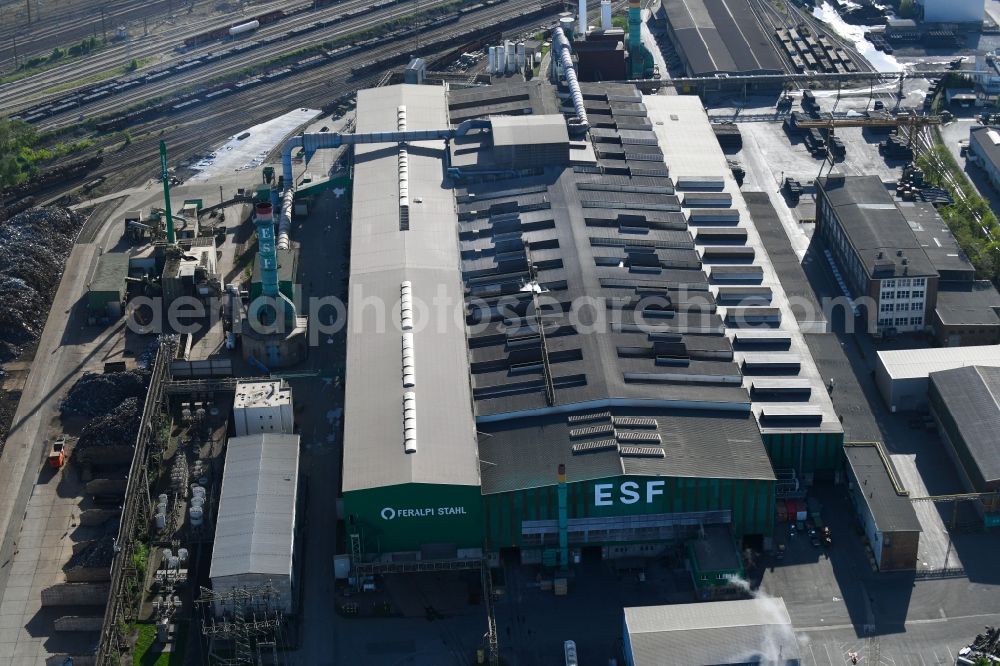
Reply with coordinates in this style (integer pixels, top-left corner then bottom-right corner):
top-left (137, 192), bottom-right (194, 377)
top-left (593, 480), bottom-right (666, 506)
top-left (380, 506), bottom-right (468, 520)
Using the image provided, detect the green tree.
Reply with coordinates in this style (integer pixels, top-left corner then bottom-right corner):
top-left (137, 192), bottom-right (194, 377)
top-left (0, 118), bottom-right (38, 190)
top-left (127, 58), bottom-right (139, 71)
top-left (50, 46), bottom-right (64, 60)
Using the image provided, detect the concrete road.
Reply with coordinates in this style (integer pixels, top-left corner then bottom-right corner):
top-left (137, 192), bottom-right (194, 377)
top-left (0, 198), bottom-right (138, 660)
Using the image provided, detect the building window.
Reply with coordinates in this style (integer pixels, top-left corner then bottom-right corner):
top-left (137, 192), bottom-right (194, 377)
top-left (913, 278), bottom-right (925, 286)
top-left (912, 290), bottom-right (924, 299)
top-left (881, 303), bottom-right (893, 313)
top-left (895, 317), bottom-right (908, 326)
top-left (910, 316), bottom-right (923, 326)
top-left (881, 291), bottom-right (894, 300)
top-left (896, 290), bottom-right (910, 299)
top-left (896, 302), bottom-right (910, 312)
top-left (879, 318), bottom-right (893, 327)
top-left (883, 279), bottom-right (896, 288)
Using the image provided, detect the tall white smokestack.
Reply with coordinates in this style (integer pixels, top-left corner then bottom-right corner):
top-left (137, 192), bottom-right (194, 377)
top-left (578, 0), bottom-right (587, 39)
top-left (600, 0), bottom-right (612, 30)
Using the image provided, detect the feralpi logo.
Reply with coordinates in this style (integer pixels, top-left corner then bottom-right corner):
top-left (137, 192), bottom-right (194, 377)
top-left (593, 480), bottom-right (666, 506)
top-left (380, 506), bottom-right (468, 520)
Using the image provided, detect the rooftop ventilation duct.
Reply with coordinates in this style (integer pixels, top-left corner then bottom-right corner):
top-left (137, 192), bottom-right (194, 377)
top-left (400, 281), bottom-right (414, 330)
top-left (403, 391), bottom-right (417, 454)
top-left (552, 26), bottom-right (590, 133)
top-left (402, 332), bottom-right (416, 388)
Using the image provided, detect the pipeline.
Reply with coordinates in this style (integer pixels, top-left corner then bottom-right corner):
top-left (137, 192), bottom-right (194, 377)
top-left (552, 26), bottom-right (589, 132)
top-left (277, 118), bottom-right (492, 245)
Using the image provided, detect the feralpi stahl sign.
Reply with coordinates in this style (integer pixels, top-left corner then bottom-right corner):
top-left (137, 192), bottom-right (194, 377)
top-left (380, 506), bottom-right (469, 521)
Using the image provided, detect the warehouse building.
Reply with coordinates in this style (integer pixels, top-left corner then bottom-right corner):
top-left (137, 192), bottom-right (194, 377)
top-left (899, 199), bottom-right (1000, 346)
top-left (920, 0), bottom-right (984, 24)
top-left (844, 442), bottom-right (920, 571)
top-left (815, 175), bottom-right (938, 336)
top-left (87, 252), bottom-right (129, 319)
top-left (210, 434), bottom-right (300, 615)
top-left (232, 379), bottom-right (294, 437)
top-left (874, 344), bottom-right (1000, 412)
top-left (341, 81), bottom-right (841, 565)
top-left (933, 281), bottom-right (1000, 346)
top-left (929, 366), bottom-right (1000, 526)
top-left (622, 597), bottom-right (800, 665)
top-left (969, 126), bottom-right (1000, 191)
top-left (650, 95), bottom-right (843, 480)
top-left (657, 0), bottom-right (784, 77)
top-left (340, 85), bottom-right (484, 559)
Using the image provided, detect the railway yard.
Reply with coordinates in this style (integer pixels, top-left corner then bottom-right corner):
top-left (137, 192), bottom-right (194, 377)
top-left (3, 0), bottom-right (1000, 663)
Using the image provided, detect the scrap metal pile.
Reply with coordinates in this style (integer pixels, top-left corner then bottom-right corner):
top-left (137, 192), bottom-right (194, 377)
top-left (66, 534), bottom-right (116, 570)
top-left (61, 370), bottom-right (151, 419)
top-left (76, 397), bottom-right (143, 451)
top-left (961, 626), bottom-right (1000, 662)
top-left (0, 207), bottom-right (83, 362)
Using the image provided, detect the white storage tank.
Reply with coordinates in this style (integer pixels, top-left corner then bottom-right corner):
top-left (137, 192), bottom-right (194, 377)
top-left (488, 46), bottom-right (497, 74)
top-left (517, 43), bottom-right (526, 71)
top-left (190, 506), bottom-right (203, 526)
top-left (601, 0), bottom-right (613, 30)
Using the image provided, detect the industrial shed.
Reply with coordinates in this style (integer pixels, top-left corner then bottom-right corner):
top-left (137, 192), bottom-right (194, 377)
top-left (929, 366), bottom-right (1000, 526)
top-left (658, 0), bottom-right (783, 77)
top-left (340, 81), bottom-right (845, 565)
top-left (340, 84), bottom-right (484, 559)
top-left (87, 252), bottom-right (129, 319)
top-left (210, 434), bottom-right (300, 615)
top-left (622, 598), bottom-right (800, 666)
top-left (844, 443), bottom-right (920, 571)
top-left (875, 345), bottom-right (1000, 412)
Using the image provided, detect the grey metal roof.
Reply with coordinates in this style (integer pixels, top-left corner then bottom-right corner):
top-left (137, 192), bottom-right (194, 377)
top-left (661, 0), bottom-right (784, 76)
top-left (477, 407), bottom-right (773, 495)
top-left (490, 114), bottom-right (568, 146)
top-left (817, 176), bottom-right (938, 280)
top-left (935, 280), bottom-right (1000, 327)
top-left (929, 365), bottom-right (1000, 484)
top-left (647, 95), bottom-right (841, 436)
top-left (623, 598), bottom-right (800, 666)
top-left (88, 252), bottom-right (129, 294)
top-left (844, 443), bottom-right (921, 533)
top-left (877, 344), bottom-right (1000, 379)
top-left (898, 201), bottom-right (975, 281)
top-left (971, 126), bottom-right (1000, 172)
top-left (342, 84), bottom-right (481, 492)
top-left (209, 434), bottom-right (299, 580)
top-left (452, 83), bottom-right (753, 419)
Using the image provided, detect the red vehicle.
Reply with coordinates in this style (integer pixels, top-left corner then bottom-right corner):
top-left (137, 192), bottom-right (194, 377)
top-left (47, 436), bottom-right (67, 469)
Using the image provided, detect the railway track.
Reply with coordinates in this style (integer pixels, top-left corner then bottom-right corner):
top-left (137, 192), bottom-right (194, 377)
top-left (915, 126), bottom-right (1000, 245)
top-left (0, 0), bottom-right (354, 112)
top-left (33, 0), bottom-right (461, 129)
top-left (782, 0), bottom-right (874, 73)
top-left (57, 0), bottom-right (554, 191)
top-left (0, 0), bottom-right (314, 71)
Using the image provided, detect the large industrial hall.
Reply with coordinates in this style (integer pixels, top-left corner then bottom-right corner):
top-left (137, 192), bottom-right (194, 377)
top-left (339, 75), bottom-right (842, 569)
